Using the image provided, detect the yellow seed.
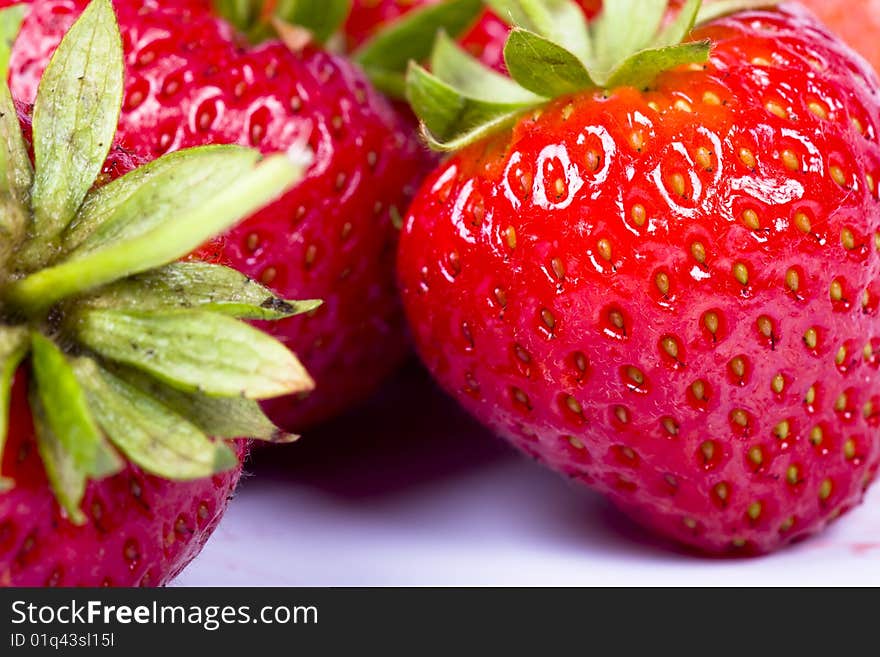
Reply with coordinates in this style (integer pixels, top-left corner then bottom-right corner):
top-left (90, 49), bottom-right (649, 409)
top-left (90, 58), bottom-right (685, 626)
top-left (742, 209), bottom-right (760, 230)
top-left (561, 103), bottom-right (574, 120)
top-left (786, 465), bottom-right (800, 485)
top-left (864, 343), bottom-right (874, 360)
top-left (747, 501), bottom-right (763, 520)
top-left (756, 315), bottom-right (773, 338)
top-left (702, 91), bottom-right (722, 105)
top-left (805, 386), bottom-right (816, 406)
top-left (692, 380), bottom-right (707, 401)
top-left (700, 440), bottom-right (715, 461)
top-left (554, 178), bottom-right (565, 196)
top-left (732, 537), bottom-right (747, 548)
top-left (779, 516), bottom-right (795, 533)
top-left (875, 232), bottom-right (880, 252)
top-left (835, 393), bottom-right (848, 412)
top-left (674, 99), bottom-right (693, 113)
top-left (505, 225), bottom-right (517, 249)
top-left (551, 257), bottom-right (565, 281)
top-left (714, 482), bottom-right (729, 502)
top-left (844, 439), bottom-right (857, 460)
top-left (513, 387), bottom-right (529, 406)
top-left (731, 409), bottom-right (749, 427)
top-left (655, 272), bottom-right (670, 296)
top-left (836, 345), bottom-right (847, 366)
top-left (691, 241), bottom-right (706, 263)
top-left (597, 238), bottom-right (612, 261)
top-left (864, 401), bottom-right (874, 420)
top-left (748, 446), bottom-right (764, 466)
top-left (683, 517), bottom-right (698, 530)
top-left (739, 148), bottom-right (756, 169)
top-left (565, 396), bottom-right (583, 415)
top-left (868, 173), bottom-right (876, 195)
top-left (733, 262), bottom-right (749, 286)
top-left (774, 419), bottom-right (790, 440)
top-left (568, 436), bottom-right (584, 450)
top-left (765, 100), bottom-right (787, 118)
top-left (609, 312), bottom-right (625, 333)
top-left (851, 116), bottom-right (865, 135)
top-left (629, 131), bottom-right (644, 151)
top-left (661, 337), bottom-right (679, 359)
top-left (620, 446), bottom-right (637, 462)
top-left (810, 425), bottom-right (823, 446)
top-left (585, 149), bottom-right (601, 172)
top-left (794, 211), bottom-right (812, 234)
top-left (670, 173), bottom-right (687, 197)
top-left (662, 417), bottom-right (679, 435)
top-left (752, 56), bottom-right (771, 66)
top-left (807, 101), bottom-right (827, 119)
top-left (804, 328), bottom-right (818, 349)
top-left (819, 478), bottom-right (833, 501)
top-left (696, 146), bottom-right (712, 170)
top-left (785, 268), bottom-right (800, 293)
top-left (772, 374), bottom-right (785, 394)
top-left (831, 165), bottom-right (847, 187)
top-left (830, 279), bottom-right (843, 301)
top-left (626, 366), bottom-right (645, 386)
top-left (841, 228), bottom-right (855, 250)
top-left (863, 291), bottom-right (871, 309)
top-left (730, 357), bottom-right (746, 380)
top-left (631, 204), bottom-right (647, 226)
top-left (493, 287), bottom-right (507, 308)
top-left (541, 308), bottom-right (556, 331)
top-left (615, 406), bottom-right (630, 424)
top-left (704, 312), bottom-right (719, 335)
top-left (781, 149), bottom-right (799, 171)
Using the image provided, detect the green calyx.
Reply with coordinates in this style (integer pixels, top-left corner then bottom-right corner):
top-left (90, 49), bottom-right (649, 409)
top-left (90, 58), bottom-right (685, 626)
top-left (0, 1), bottom-right (318, 523)
top-left (213, 0), bottom-right (352, 46)
top-left (406, 0), bottom-right (779, 150)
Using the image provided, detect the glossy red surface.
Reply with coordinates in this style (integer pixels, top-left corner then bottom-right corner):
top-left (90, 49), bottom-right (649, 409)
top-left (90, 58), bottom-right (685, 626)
top-left (398, 5), bottom-right (880, 553)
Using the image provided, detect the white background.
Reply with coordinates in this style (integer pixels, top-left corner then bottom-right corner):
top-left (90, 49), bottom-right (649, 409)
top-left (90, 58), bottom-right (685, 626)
top-left (176, 363), bottom-right (880, 586)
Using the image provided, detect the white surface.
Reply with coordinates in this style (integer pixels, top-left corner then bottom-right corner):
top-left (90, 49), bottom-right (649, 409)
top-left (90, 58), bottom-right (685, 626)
top-left (175, 364), bottom-right (880, 587)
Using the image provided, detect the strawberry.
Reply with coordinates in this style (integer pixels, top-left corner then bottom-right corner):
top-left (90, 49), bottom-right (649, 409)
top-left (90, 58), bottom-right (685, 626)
top-left (2, 0), bottom-right (432, 429)
top-left (0, 1), bottom-right (314, 586)
top-left (797, 0), bottom-right (880, 74)
top-left (398, 0), bottom-right (880, 553)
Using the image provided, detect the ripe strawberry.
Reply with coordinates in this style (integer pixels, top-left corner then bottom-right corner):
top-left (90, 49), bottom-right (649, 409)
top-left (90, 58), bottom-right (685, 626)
top-left (399, 0), bottom-right (880, 553)
top-left (3, 0), bottom-right (431, 429)
top-left (0, 1), bottom-right (313, 586)
top-left (798, 0), bottom-right (880, 74)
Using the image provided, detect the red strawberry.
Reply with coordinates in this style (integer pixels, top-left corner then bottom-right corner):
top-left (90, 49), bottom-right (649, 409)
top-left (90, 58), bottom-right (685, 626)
top-left (0, 1), bottom-right (313, 586)
top-left (399, 0), bottom-right (880, 553)
top-left (3, 0), bottom-right (432, 429)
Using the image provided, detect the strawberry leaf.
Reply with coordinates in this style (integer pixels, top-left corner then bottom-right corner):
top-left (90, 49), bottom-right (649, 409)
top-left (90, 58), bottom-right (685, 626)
top-left (73, 309), bottom-right (314, 399)
top-left (22, 0), bottom-right (123, 267)
top-left (6, 152), bottom-right (306, 314)
top-left (655, 0), bottom-right (701, 47)
top-left (63, 145), bottom-right (256, 254)
top-left (74, 359), bottom-right (240, 480)
top-left (353, 0), bottom-right (483, 98)
top-left (0, 326), bottom-right (29, 488)
top-left (30, 332), bottom-right (123, 479)
top-left (0, 4), bottom-right (26, 79)
top-left (589, 0), bottom-right (667, 71)
top-left (504, 28), bottom-right (596, 97)
top-left (80, 261), bottom-right (322, 320)
top-left (487, 0), bottom-right (591, 61)
top-left (30, 388), bottom-right (87, 524)
top-left (272, 0), bottom-right (352, 45)
top-left (605, 40), bottom-right (710, 90)
top-left (0, 81), bottom-right (32, 270)
top-left (112, 364), bottom-right (296, 442)
top-left (407, 62), bottom-right (536, 151)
